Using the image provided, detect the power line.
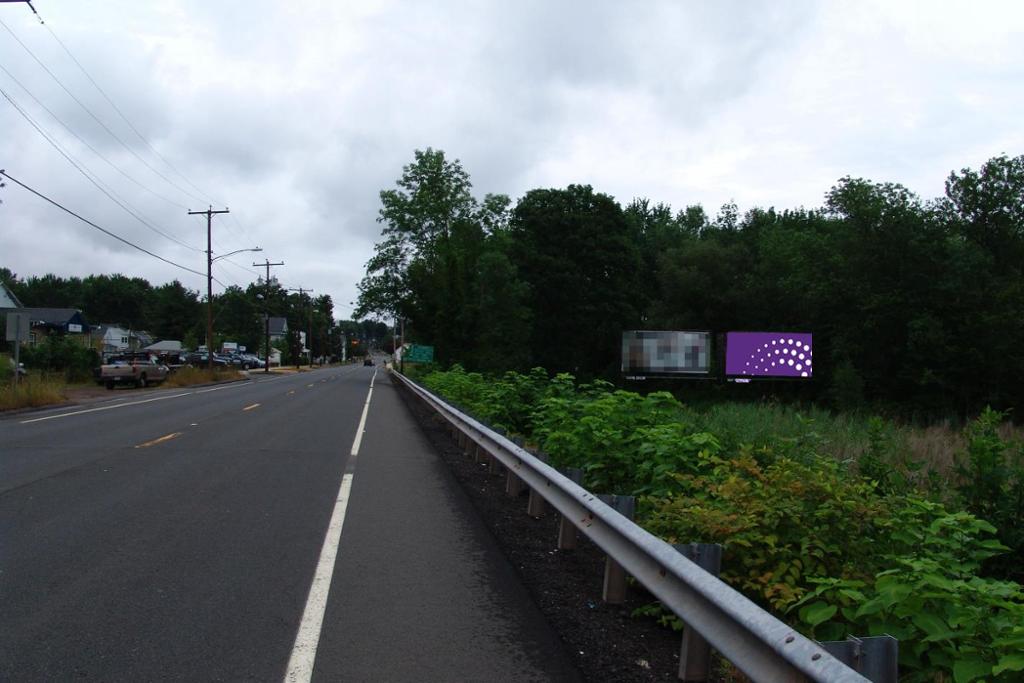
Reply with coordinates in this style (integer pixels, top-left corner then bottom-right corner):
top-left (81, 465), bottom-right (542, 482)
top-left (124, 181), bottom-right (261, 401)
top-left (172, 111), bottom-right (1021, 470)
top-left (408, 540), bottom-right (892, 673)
top-left (0, 62), bottom-right (192, 211)
top-left (38, 16), bottom-right (222, 206)
top-left (0, 86), bottom-right (202, 252)
top-left (215, 257), bottom-right (260, 280)
top-left (0, 169), bottom-right (211, 281)
top-left (0, 16), bottom-right (209, 206)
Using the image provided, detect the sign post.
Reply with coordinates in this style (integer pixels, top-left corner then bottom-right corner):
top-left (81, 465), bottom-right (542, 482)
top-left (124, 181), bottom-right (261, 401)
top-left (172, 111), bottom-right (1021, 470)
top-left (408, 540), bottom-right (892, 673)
top-left (5, 312), bottom-right (30, 386)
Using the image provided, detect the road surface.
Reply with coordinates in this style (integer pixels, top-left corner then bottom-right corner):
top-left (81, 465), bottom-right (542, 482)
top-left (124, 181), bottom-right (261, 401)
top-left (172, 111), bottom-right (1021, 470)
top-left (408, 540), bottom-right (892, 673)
top-left (0, 366), bottom-right (580, 681)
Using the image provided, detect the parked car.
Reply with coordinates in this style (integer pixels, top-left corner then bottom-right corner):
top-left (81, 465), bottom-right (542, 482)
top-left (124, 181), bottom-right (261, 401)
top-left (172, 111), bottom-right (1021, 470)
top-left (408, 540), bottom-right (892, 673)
top-left (98, 352), bottom-right (169, 389)
top-left (222, 352), bottom-right (265, 369)
top-left (239, 353), bottom-right (265, 369)
top-left (185, 352), bottom-right (230, 368)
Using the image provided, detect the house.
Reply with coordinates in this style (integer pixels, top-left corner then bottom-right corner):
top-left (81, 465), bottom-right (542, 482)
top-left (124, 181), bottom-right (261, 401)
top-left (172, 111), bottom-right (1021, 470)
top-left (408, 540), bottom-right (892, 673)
top-left (265, 316), bottom-right (289, 342)
top-left (143, 340), bottom-right (184, 354)
top-left (0, 280), bottom-right (23, 308)
top-left (16, 308), bottom-right (90, 345)
top-left (90, 325), bottom-right (156, 357)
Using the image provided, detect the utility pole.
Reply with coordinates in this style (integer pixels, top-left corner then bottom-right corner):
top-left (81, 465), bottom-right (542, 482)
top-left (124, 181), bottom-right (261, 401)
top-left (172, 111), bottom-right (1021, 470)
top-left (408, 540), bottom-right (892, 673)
top-left (189, 206), bottom-right (229, 371)
top-left (288, 287), bottom-right (313, 367)
top-left (254, 259), bottom-right (284, 374)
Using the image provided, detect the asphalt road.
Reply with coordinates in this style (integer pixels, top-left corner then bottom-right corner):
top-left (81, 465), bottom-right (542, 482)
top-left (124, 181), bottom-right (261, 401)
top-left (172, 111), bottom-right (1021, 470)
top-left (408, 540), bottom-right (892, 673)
top-left (0, 366), bottom-right (580, 681)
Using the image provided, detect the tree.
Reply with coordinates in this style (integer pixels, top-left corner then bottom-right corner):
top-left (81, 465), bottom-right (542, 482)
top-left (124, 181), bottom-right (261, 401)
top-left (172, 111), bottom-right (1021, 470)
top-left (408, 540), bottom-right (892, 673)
top-left (146, 280), bottom-right (201, 341)
top-left (945, 154), bottom-right (1024, 273)
top-left (509, 184), bottom-right (643, 377)
top-left (213, 286), bottom-right (262, 351)
top-left (356, 148), bottom-right (510, 365)
top-left (81, 274), bottom-right (151, 327)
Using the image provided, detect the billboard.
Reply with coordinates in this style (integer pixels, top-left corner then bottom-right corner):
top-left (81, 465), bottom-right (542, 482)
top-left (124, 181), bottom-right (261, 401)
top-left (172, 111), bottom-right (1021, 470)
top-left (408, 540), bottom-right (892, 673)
top-left (621, 331), bottom-right (710, 376)
top-left (725, 332), bottom-right (813, 379)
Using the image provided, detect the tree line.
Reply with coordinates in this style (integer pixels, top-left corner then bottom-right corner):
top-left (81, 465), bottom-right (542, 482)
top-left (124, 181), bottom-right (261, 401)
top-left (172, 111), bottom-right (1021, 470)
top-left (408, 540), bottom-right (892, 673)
top-left (357, 149), bottom-right (1024, 419)
top-left (0, 268), bottom-right (389, 362)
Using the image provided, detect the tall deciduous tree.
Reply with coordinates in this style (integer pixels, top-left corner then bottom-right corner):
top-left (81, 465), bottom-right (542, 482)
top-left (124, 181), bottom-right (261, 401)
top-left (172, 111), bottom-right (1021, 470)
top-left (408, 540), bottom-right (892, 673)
top-left (356, 148), bottom-right (510, 365)
top-left (509, 184), bottom-right (643, 377)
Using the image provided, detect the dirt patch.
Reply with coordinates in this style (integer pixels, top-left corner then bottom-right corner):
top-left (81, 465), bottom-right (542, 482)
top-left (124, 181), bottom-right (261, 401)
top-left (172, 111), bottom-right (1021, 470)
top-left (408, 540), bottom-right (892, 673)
top-left (394, 378), bottom-right (693, 682)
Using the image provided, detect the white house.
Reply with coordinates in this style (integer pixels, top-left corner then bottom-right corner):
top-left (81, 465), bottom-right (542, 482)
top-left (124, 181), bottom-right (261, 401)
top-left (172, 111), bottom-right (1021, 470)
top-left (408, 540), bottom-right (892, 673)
top-left (0, 281), bottom-right (22, 308)
top-left (92, 324), bottom-right (143, 356)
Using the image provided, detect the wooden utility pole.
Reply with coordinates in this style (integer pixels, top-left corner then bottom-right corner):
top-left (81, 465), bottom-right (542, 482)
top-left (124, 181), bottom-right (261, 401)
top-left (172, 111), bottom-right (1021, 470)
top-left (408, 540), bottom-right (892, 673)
top-left (254, 259), bottom-right (284, 374)
top-left (188, 206), bottom-right (229, 370)
top-left (288, 287), bottom-right (313, 367)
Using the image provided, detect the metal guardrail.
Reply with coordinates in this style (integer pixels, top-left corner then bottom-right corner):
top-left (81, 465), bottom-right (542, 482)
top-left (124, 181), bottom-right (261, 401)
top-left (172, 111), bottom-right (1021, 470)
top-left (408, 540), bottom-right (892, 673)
top-left (392, 371), bottom-right (871, 683)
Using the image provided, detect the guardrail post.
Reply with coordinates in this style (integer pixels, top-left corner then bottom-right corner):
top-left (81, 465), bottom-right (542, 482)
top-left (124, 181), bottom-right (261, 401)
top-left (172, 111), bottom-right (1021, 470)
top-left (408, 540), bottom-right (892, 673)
top-left (526, 451), bottom-right (550, 517)
top-left (557, 468), bottom-right (584, 549)
top-left (506, 466), bottom-right (524, 497)
top-left (598, 495), bottom-right (635, 604)
top-left (673, 543), bottom-right (723, 681)
top-left (818, 635), bottom-right (897, 683)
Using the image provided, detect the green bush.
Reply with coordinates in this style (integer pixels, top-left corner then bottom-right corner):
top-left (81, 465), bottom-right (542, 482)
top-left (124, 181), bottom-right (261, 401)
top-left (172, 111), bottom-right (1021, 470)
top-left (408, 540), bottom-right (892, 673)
top-left (418, 367), bottom-right (1024, 681)
top-left (954, 408), bottom-right (1024, 582)
top-left (792, 499), bottom-right (1024, 682)
top-left (644, 448), bottom-right (889, 610)
top-left (19, 335), bottom-right (98, 382)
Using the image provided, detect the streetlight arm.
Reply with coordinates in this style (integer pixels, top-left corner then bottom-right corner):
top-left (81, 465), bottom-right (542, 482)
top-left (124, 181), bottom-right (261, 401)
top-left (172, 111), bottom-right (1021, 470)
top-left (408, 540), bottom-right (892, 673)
top-left (212, 247), bottom-right (262, 262)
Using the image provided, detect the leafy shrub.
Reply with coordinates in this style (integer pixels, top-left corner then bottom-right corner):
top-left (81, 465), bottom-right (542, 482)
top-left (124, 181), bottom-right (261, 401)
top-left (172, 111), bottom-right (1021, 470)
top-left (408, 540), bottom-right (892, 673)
top-left (418, 366), bottom-right (1024, 680)
top-left (19, 335), bottom-right (99, 382)
top-left (793, 499), bottom-right (1024, 682)
top-left (532, 386), bottom-right (718, 497)
top-left (644, 448), bottom-right (889, 610)
top-left (954, 408), bottom-right (1024, 582)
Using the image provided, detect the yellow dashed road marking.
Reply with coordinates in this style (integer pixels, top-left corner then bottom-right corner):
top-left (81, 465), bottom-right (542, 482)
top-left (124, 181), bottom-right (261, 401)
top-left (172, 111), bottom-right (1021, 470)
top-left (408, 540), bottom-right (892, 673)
top-left (135, 432), bottom-right (182, 449)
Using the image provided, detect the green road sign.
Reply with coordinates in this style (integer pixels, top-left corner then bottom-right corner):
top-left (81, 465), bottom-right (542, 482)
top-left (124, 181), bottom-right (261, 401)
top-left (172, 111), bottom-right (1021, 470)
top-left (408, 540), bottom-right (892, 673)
top-left (404, 344), bottom-right (434, 363)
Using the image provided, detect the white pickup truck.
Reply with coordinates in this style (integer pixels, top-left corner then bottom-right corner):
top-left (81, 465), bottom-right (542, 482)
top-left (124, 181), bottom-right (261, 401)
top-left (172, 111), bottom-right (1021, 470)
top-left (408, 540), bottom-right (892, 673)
top-left (98, 353), bottom-right (169, 389)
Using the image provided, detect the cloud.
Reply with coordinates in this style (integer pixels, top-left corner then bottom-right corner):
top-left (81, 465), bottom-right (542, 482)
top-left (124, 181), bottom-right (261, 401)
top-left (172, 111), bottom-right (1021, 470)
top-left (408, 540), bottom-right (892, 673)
top-left (1, 0), bottom-right (1022, 320)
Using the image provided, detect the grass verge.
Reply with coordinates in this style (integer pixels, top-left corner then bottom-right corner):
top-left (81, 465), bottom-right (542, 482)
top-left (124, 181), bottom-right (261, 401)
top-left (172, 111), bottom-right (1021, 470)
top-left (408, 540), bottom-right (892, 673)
top-left (163, 367), bottom-right (246, 388)
top-left (0, 375), bottom-right (67, 411)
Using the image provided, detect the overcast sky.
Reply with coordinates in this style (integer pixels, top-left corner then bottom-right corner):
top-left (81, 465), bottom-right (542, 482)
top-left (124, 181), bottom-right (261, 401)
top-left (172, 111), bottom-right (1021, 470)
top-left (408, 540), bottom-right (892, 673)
top-left (1, 1), bottom-right (1021, 320)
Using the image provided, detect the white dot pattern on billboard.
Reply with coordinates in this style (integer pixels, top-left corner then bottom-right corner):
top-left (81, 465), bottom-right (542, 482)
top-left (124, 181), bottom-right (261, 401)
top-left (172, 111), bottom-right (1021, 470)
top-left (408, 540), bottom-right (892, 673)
top-left (725, 332), bottom-right (813, 378)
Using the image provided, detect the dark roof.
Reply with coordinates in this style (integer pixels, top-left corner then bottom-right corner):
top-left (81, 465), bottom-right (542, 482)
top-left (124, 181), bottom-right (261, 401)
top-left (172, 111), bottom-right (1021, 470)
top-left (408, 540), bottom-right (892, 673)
top-left (267, 316), bottom-right (288, 335)
top-left (19, 307), bottom-right (90, 331)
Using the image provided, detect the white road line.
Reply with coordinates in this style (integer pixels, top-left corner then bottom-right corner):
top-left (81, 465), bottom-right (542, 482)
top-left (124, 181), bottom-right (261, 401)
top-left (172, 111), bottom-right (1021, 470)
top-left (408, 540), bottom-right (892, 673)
top-left (195, 382), bottom-right (253, 394)
top-left (284, 369), bottom-right (376, 683)
top-left (20, 392), bottom-right (194, 424)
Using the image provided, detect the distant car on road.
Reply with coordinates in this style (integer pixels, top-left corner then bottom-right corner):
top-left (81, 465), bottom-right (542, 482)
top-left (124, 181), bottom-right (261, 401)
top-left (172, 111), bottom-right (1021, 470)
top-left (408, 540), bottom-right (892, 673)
top-left (363, 357), bottom-right (374, 366)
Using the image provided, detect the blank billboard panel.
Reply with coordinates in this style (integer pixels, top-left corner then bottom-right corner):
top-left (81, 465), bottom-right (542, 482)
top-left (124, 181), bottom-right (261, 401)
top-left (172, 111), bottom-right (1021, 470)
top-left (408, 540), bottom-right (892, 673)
top-left (622, 331), bottom-right (710, 375)
top-left (725, 332), bottom-right (813, 378)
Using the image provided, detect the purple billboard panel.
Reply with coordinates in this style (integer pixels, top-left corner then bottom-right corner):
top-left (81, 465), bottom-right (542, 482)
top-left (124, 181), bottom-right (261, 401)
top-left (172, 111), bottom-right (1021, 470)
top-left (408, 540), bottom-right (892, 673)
top-left (725, 332), bottom-right (813, 378)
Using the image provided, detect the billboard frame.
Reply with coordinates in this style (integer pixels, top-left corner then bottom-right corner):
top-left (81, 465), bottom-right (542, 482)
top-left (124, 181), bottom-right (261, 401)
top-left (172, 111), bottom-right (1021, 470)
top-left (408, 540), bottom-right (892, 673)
top-left (621, 329), bottom-right (714, 380)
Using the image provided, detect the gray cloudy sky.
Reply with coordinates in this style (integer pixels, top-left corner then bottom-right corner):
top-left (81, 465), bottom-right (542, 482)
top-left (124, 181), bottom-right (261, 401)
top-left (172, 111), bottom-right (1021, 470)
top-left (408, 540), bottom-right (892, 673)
top-left (1, 0), bottom-right (1021, 319)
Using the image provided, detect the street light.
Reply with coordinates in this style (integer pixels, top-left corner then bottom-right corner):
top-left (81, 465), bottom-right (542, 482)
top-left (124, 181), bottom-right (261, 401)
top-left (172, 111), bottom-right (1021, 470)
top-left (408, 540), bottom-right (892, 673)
top-left (206, 246), bottom-right (262, 370)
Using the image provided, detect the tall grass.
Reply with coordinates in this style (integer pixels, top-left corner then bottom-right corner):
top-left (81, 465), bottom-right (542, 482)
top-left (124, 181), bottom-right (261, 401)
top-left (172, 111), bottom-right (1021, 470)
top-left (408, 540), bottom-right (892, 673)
top-left (682, 400), bottom-right (1022, 486)
top-left (0, 375), bottom-right (67, 411)
top-left (163, 367), bottom-right (243, 388)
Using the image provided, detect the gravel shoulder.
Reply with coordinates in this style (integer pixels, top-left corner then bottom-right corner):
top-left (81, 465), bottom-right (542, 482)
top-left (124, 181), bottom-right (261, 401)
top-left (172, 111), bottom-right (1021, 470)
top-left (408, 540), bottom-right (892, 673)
top-left (393, 376), bottom-right (689, 682)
